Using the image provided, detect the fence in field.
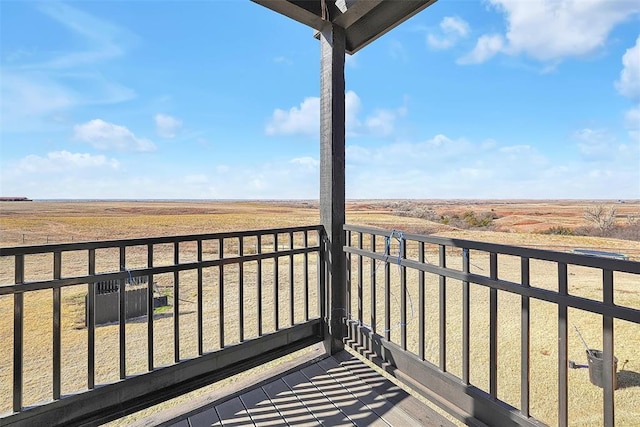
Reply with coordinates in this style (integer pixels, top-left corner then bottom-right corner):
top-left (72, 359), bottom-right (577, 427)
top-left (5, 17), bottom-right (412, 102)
top-left (343, 224), bottom-right (640, 427)
top-left (0, 225), bottom-right (324, 425)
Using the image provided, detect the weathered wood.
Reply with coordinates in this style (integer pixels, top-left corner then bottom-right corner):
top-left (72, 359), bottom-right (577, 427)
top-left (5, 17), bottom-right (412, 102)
top-left (320, 22), bottom-right (347, 355)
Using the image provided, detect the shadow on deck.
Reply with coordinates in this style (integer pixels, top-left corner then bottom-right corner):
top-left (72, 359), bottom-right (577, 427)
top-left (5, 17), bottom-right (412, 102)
top-left (131, 348), bottom-right (454, 427)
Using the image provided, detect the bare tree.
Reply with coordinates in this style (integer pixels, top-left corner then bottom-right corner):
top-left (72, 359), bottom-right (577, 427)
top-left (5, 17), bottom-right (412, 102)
top-left (583, 204), bottom-right (617, 236)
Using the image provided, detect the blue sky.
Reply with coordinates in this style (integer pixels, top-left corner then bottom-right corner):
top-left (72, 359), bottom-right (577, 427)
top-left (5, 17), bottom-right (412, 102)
top-left (1, 0), bottom-right (639, 199)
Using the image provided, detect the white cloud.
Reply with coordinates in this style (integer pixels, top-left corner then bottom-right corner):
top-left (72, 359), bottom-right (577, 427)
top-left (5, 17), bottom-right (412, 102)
top-left (574, 128), bottom-right (626, 160)
top-left (461, 0), bottom-right (640, 64)
top-left (74, 119), bottom-right (156, 152)
top-left (427, 16), bottom-right (470, 50)
top-left (290, 157), bottom-right (320, 169)
top-left (155, 114), bottom-right (183, 138)
top-left (457, 34), bottom-right (504, 64)
top-left (265, 91), bottom-right (404, 138)
top-left (12, 151), bottom-right (119, 174)
top-left (0, 72), bottom-right (75, 130)
top-left (616, 36), bottom-right (640, 99)
top-left (266, 97), bottom-right (319, 136)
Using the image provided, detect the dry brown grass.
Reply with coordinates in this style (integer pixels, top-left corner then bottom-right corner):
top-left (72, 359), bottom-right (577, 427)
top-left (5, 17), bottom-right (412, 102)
top-left (1, 200), bottom-right (639, 425)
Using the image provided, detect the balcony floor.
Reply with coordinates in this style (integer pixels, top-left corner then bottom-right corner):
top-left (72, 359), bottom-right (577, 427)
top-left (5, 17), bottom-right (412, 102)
top-left (132, 350), bottom-right (455, 427)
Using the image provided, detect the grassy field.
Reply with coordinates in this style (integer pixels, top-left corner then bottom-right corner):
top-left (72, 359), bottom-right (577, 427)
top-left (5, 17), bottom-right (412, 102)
top-left (0, 200), bottom-right (638, 425)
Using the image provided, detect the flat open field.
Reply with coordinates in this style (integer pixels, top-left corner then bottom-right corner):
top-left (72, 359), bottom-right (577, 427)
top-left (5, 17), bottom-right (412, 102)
top-left (1, 200), bottom-right (639, 425)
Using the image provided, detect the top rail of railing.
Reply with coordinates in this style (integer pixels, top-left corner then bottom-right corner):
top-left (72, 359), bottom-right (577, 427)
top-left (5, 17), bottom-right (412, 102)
top-left (343, 224), bottom-right (640, 274)
top-left (0, 225), bottom-right (323, 256)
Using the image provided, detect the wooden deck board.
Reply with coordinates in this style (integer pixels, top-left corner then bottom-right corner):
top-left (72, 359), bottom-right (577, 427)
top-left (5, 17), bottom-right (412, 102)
top-left (137, 350), bottom-right (456, 427)
top-left (240, 386), bottom-right (288, 426)
top-left (261, 378), bottom-right (319, 426)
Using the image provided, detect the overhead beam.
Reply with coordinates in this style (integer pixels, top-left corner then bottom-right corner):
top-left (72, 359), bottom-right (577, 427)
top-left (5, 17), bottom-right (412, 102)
top-left (252, 0), bottom-right (438, 54)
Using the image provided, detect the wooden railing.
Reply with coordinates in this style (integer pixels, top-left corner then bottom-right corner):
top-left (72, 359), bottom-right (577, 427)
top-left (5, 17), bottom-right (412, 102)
top-left (0, 225), bottom-right (324, 426)
top-left (343, 225), bottom-right (640, 427)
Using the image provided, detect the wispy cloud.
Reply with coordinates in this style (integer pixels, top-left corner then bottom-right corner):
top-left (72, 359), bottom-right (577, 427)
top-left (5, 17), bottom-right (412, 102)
top-left (427, 16), bottom-right (470, 50)
top-left (155, 114), bottom-right (183, 138)
top-left (26, 2), bottom-right (137, 70)
top-left (0, 2), bottom-right (137, 131)
top-left (11, 151), bottom-right (120, 174)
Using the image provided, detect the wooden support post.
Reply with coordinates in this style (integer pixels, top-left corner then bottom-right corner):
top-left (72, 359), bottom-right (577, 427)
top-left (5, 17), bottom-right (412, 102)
top-left (320, 22), bottom-right (346, 354)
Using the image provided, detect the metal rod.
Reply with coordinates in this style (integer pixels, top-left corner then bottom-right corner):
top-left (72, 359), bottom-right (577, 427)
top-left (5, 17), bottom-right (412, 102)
top-left (197, 240), bottom-right (204, 353)
top-left (439, 245), bottom-right (447, 371)
top-left (558, 262), bottom-right (568, 427)
top-left (400, 238), bottom-right (407, 351)
top-left (53, 251), bottom-right (62, 400)
top-left (147, 244), bottom-right (154, 371)
top-left (419, 242), bottom-right (425, 361)
top-left (218, 238), bottom-right (224, 348)
top-left (257, 235), bottom-right (263, 336)
top-left (370, 234), bottom-right (376, 335)
top-left (304, 232), bottom-right (309, 321)
top-left (603, 269), bottom-right (614, 427)
top-left (13, 255), bottom-right (24, 413)
top-left (289, 232), bottom-right (294, 327)
top-left (462, 248), bottom-right (470, 385)
top-left (521, 257), bottom-right (530, 418)
top-left (174, 241), bottom-right (180, 362)
top-left (239, 237), bottom-right (245, 341)
top-left (119, 246), bottom-right (126, 379)
top-left (357, 232), bottom-right (363, 326)
top-left (274, 233), bottom-right (279, 331)
top-left (489, 252), bottom-right (498, 398)
top-left (88, 249), bottom-right (96, 388)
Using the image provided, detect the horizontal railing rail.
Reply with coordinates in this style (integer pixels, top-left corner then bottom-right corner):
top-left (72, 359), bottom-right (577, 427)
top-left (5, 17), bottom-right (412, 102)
top-left (343, 224), bottom-right (640, 427)
top-left (0, 225), bottom-right (324, 426)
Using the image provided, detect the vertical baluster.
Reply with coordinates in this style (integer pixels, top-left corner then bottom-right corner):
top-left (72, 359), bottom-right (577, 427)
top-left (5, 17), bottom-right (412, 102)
top-left (384, 244), bottom-right (391, 342)
top-left (147, 244), bottom-right (154, 371)
top-left (289, 232), bottom-right (294, 326)
top-left (346, 230), bottom-right (351, 328)
top-left (370, 235), bottom-right (376, 335)
top-left (558, 262), bottom-right (568, 427)
top-left (13, 255), bottom-right (24, 413)
top-left (319, 229), bottom-right (326, 325)
top-left (521, 257), bottom-right (530, 418)
top-left (400, 238), bottom-right (407, 351)
top-left (418, 242), bottom-right (425, 361)
top-left (257, 235), bottom-right (263, 336)
top-left (304, 232), bottom-right (309, 321)
top-left (462, 248), bottom-right (470, 385)
top-left (357, 232), bottom-right (363, 326)
top-left (53, 251), bottom-right (62, 400)
top-left (603, 269), bottom-right (614, 427)
top-left (174, 241), bottom-right (180, 362)
top-left (489, 252), bottom-right (498, 398)
top-left (88, 249), bottom-right (96, 388)
top-left (439, 245), bottom-right (447, 371)
top-left (239, 237), bottom-right (244, 342)
top-left (219, 238), bottom-right (224, 348)
top-left (197, 240), bottom-right (203, 354)
top-left (274, 233), bottom-right (279, 331)
top-left (119, 246), bottom-right (126, 379)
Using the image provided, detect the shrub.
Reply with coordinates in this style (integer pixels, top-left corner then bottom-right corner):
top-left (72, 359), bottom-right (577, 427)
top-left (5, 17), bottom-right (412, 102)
top-left (542, 226), bottom-right (575, 236)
